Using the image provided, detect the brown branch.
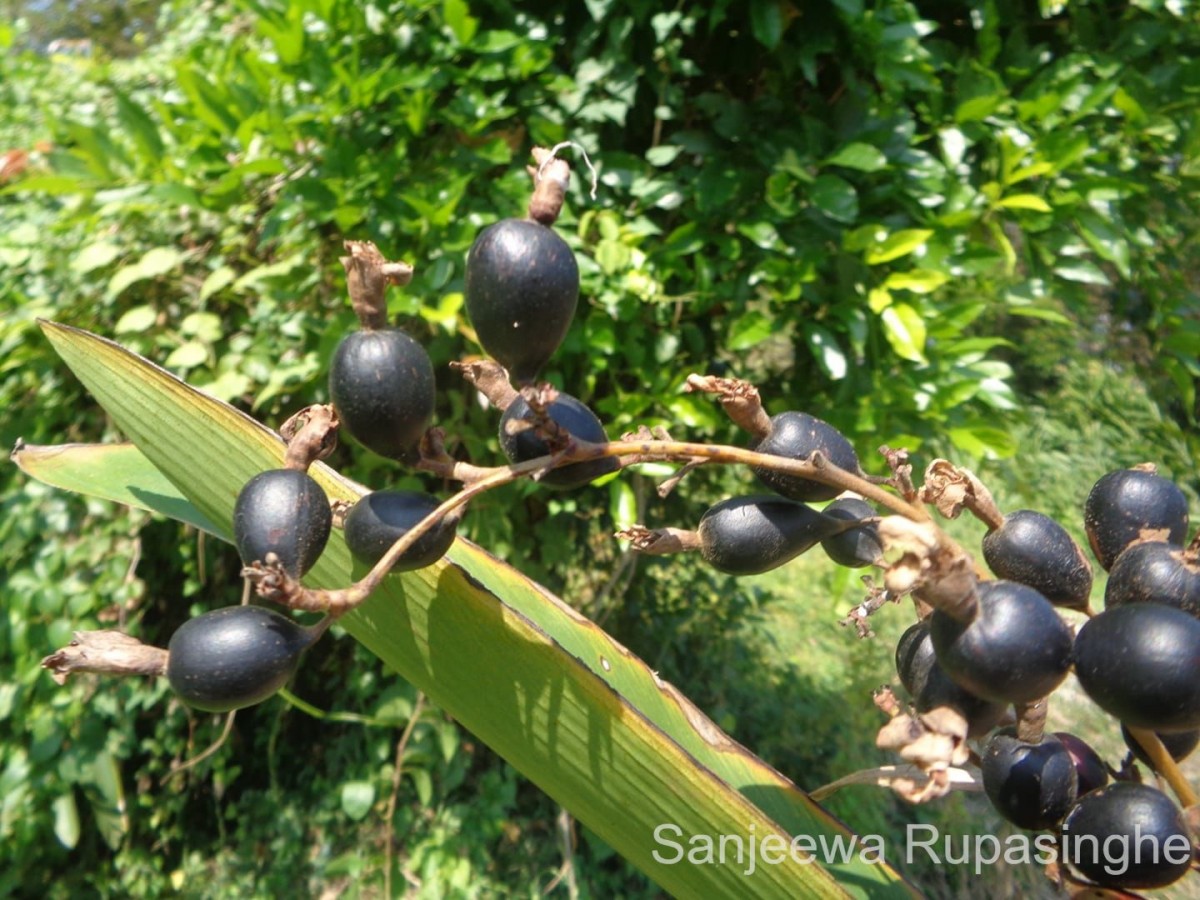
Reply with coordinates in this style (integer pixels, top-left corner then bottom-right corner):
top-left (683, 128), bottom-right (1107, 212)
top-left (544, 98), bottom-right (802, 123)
top-left (41, 631), bottom-right (168, 684)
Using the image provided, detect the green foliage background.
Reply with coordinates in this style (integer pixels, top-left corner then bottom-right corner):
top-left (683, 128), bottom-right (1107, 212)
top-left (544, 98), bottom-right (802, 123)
top-left (2, 0), bottom-right (1198, 896)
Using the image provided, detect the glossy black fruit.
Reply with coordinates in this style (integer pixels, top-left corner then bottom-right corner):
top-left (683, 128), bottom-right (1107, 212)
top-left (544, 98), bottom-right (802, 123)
top-left (1121, 723), bottom-right (1200, 769)
top-left (930, 580), bottom-right (1073, 704)
top-left (233, 469), bottom-right (332, 577)
top-left (820, 497), bottom-right (882, 568)
top-left (465, 218), bottom-right (579, 384)
top-left (1074, 602), bottom-right (1200, 733)
top-left (167, 606), bottom-right (315, 712)
top-left (1105, 541), bottom-right (1200, 617)
top-left (750, 412), bottom-right (860, 503)
top-left (982, 729), bottom-right (1078, 830)
top-left (981, 510), bottom-right (1092, 610)
top-left (1053, 732), bottom-right (1110, 796)
top-left (895, 621), bottom-right (1007, 737)
top-left (329, 328), bottom-right (436, 461)
top-left (1084, 467), bottom-right (1188, 571)
top-left (343, 490), bottom-right (458, 572)
top-left (1061, 783), bottom-right (1193, 890)
top-left (498, 392), bottom-right (618, 489)
top-left (695, 496), bottom-right (842, 576)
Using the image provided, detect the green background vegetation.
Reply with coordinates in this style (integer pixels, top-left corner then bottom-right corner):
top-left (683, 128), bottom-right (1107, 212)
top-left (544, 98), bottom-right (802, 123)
top-left (2, 0), bottom-right (1198, 896)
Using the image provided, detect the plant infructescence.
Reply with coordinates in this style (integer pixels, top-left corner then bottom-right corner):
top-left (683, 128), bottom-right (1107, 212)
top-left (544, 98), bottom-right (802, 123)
top-left (23, 149), bottom-right (1200, 897)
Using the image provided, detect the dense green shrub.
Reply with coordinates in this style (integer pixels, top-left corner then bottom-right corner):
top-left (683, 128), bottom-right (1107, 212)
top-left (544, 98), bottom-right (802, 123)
top-left (3, 0), bottom-right (1199, 894)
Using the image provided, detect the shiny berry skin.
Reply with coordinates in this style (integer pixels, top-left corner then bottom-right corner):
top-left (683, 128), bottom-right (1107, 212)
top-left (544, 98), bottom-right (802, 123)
top-left (1053, 732), bottom-right (1110, 796)
top-left (329, 328), bottom-right (436, 461)
top-left (233, 469), bottom-right (332, 577)
top-left (167, 606), bottom-right (315, 712)
top-left (750, 412), bottom-right (860, 503)
top-left (1084, 467), bottom-right (1188, 571)
top-left (981, 509), bottom-right (1092, 610)
top-left (498, 393), bottom-right (618, 489)
top-left (1104, 541), bottom-right (1200, 617)
top-left (819, 497), bottom-right (882, 568)
top-left (895, 621), bottom-right (1007, 737)
top-left (343, 490), bottom-right (458, 572)
top-left (1073, 602), bottom-right (1200, 733)
top-left (1061, 783), bottom-right (1193, 890)
top-left (465, 218), bottom-right (579, 384)
top-left (982, 729), bottom-right (1078, 831)
top-left (929, 580), bottom-right (1073, 704)
top-left (695, 496), bottom-right (842, 576)
top-left (1120, 724), bottom-right (1200, 770)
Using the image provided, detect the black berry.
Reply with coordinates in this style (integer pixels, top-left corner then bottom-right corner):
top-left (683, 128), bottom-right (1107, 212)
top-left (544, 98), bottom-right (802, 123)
top-left (343, 490), bottom-right (458, 572)
top-left (750, 412), bottom-right (860, 503)
top-left (695, 496), bottom-right (842, 576)
top-left (930, 580), bottom-right (1073, 704)
top-left (1121, 723), bottom-right (1200, 769)
top-left (819, 497), bottom-right (882, 568)
top-left (1074, 602), bottom-right (1200, 733)
top-left (981, 509), bottom-right (1092, 610)
top-left (329, 328), bottom-right (436, 461)
top-left (1084, 467), bottom-right (1188, 571)
top-left (498, 392), bottom-right (617, 489)
top-left (167, 606), bottom-right (315, 712)
top-left (895, 621), bottom-right (1007, 737)
top-left (1104, 541), bottom-right (1200, 617)
top-left (233, 469), bottom-right (332, 577)
top-left (465, 218), bottom-right (579, 384)
top-left (981, 729), bottom-right (1078, 831)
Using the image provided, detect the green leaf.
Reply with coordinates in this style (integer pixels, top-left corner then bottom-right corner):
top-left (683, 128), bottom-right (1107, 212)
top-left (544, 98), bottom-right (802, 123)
top-left (823, 143), bottom-right (888, 173)
top-left (750, 0), bottom-right (785, 49)
top-left (114, 305), bottom-right (158, 334)
top-left (882, 270), bottom-right (948, 294)
top-left (995, 194), bottom-right (1051, 213)
top-left (728, 311), bottom-right (774, 350)
top-left (1054, 261), bottom-right (1110, 286)
top-left (810, 175), bottom-right (858, 224)
top-left (443, 0), bottom-right (478, 45)
top-left (72, 242), bottom-right (122, 274)
top-left (10, 441), bottom-right (221, 535)
top-left (806, 327), bottom-right (847, 380)
top-left (32, 321), bottom-right (917, 899)
top-left (106, 247), bottom-right (184, 300)
top-left (340, 781), bottom-right (376, 821)
top-left (52, 792), bottom-right (80, 850)
top-left (880, 304), bottom-right (927, 363)
top-left (865, 230), bottom-right (933, 265)
top-left (946, 425), bottom-right (1018, 459)
top-left (646, 145), bottom-right (682, 166)
top-left (199, 266), bottom-right (237, 302)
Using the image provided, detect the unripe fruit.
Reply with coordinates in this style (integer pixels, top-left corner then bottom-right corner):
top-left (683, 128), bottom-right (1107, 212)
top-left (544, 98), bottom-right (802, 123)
top-left (750, 412), bottom-right (860, 503)
top-left (465, 218), bottom-right (579, 384)
top-left (343, 490), bottom-right (458, 572)
top-left (498, 393), bottom-right (618, 489)
top-left (1061, 783), bottom-right (1193, 890)
top-left (329, 329), bottom-right (436, 461)
top-left (895, 621), bottom-right (1007, 737)
top-left (233, 469), bottom-right (332, 577)
top-left (930, 581), bottom-right (1072, 704)
top-left (1073, 602), bottom-right (1200, 733)
top-left (982, 729), bottom-right (1078, 831)
top-left (1104, 541), bottom-right (1200, 617)
top-left (167, 606), bottom-right (315, 712)
top-left (820, 497), bottom-right (882, 568)
top-left (1084, 467), bottom-right (1188, 571)
top-left (981, 509), bottom-right (1092, 610)
top-left (695, 496), bottom-right (842, 576)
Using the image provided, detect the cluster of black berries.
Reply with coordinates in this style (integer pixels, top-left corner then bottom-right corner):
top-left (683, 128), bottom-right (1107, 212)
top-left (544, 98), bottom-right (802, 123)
top-left (165, 150), bottom-right (602, 712)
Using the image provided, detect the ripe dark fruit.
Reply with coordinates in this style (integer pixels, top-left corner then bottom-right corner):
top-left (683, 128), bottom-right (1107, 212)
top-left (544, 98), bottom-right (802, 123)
top-left (498, 393), bottom-right (618, 489)
top-left (695, 496), bottom-right (843, 576)
top-left (981, 509), bottom-right (1092, 610)
top-left (750, 412), bottom-right (860, 503)
top-left (981, 729), bottom-right (1078, 831)
top-left (1074, 602), bottom-right (1200, 733)
top-left (329, 329), bottom-right (436, 461)
top-left (1104, 541), bottom-right (1200, 617)
top-left (1053, 732), bottom-right (1110, 796)
top-left (895, 621), bottom-right (1007, 737)
top-left (820, 497), bottom-right (882, 568)
top-left (343, 490), bottom-right (458, 572)
top-left (233, 469), bottom-right (332, 577)
top-left (167, 606), bottom-right (315, 712)
top-left (1061, 783), bottom-right (1193, 890)
top-left (1120, 724), bottom-right (1200, 769)
top-left (465, 218), bottom-right (579, 384)
top-left (1084, 467), bottom-right (1188, 571)
top-left (929, 580), bottom-right (1073, 704)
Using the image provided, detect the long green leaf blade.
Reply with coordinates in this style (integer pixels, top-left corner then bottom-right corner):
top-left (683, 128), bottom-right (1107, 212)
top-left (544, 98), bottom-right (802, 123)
top-left (34, 320), bottom-right (916, 898)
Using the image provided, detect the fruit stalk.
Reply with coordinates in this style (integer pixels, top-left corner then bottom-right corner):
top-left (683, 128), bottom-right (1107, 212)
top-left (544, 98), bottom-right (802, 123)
top-left (341, 240), bottom-right (413, 330)
top-left (1125, 726), bottom-right (1200, 808)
